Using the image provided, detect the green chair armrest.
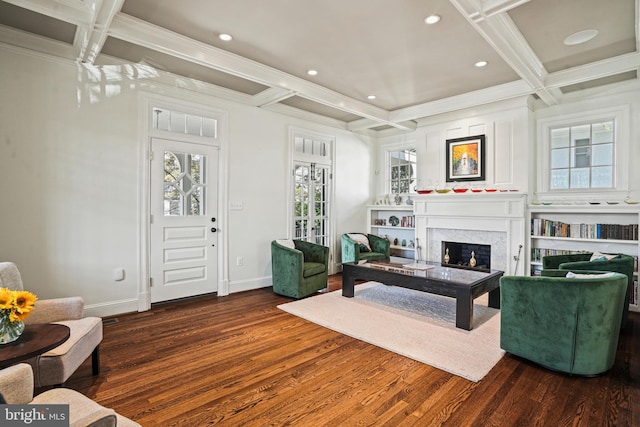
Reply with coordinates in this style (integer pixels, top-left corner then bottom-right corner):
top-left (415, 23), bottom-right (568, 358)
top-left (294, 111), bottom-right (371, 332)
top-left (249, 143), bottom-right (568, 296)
top-left (368, 234), bottom-right (391, 257)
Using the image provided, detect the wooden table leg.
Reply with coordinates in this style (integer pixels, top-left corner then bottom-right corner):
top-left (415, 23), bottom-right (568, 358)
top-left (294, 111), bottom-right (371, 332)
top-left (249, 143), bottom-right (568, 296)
top-left (456, 289), bottom-right (473, 330)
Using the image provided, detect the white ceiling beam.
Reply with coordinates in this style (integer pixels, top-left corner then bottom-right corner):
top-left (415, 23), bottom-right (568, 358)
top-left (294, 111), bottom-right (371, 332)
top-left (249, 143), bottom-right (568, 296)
top-left (389, 80), bottom-right (532, 124)
top-left (0, 25), bottom-right (76, 59)
top-left (545, 52), bottom-right (640, 89)
top-left (480, 0), bottom-right (532, 18)
top-left (449, 0), bottom-right (561, 106)
top-left (77, 0), bottom-right (124, 63)
top-left (108, 14), bottom-right (392, 125)
top-left (252, 87), bottom-right (297, 107)
top-left (2, 0), bottom-right (91, 26)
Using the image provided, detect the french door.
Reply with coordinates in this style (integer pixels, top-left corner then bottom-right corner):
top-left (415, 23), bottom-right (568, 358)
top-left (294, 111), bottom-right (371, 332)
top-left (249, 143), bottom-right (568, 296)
top-left (293, 162), bottom-right (330, 246)
top-left (149, 137), bottom-right (218, 303)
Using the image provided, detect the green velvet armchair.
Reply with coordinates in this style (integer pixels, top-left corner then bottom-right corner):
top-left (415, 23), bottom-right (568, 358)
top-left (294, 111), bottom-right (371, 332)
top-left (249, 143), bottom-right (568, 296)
top-left (500, 269), bottom-right (627, 376)
top-left (542, 252), bottom-right (634, 327)
top-left (271, 239), bottom-right (329, 299)
top-left (341, 233), bottom-right (390, 264)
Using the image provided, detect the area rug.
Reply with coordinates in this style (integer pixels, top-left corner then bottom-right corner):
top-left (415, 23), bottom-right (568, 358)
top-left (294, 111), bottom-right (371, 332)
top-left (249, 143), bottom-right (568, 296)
top-left (277, 282), bottom-right (504, 382)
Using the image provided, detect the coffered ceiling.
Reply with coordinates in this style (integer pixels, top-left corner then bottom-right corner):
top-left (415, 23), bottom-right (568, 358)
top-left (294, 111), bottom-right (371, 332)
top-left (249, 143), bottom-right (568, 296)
top-left (0, 0), bottom-right (638, 133)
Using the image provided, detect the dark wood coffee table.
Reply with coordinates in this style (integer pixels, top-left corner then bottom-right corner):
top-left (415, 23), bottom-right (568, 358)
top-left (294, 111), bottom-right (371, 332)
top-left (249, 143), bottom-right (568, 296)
top-left (0, 323), bottom-right (70, 368)
top-left (342, 261), bottom-right (503, 330)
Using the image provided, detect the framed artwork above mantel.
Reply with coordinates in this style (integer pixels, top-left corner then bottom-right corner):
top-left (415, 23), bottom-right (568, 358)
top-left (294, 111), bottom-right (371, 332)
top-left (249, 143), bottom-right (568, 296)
top-left (445, 135), bottom-right (486, 182)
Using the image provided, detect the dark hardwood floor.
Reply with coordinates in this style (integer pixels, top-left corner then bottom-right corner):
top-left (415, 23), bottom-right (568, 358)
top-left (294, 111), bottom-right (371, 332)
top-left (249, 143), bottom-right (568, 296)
top-left (60, 274), bottom-right (639, 426)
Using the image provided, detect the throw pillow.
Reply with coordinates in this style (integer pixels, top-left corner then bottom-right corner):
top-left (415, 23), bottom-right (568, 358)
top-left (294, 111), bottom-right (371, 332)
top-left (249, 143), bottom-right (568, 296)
top-left (276, 239), bottom-right (295, 249)
top-left (565, 271), bottom-right (616, 279)
top-left (347, 233), bottom-right (372, 252)
top-left (589, 252), bottom-right (620, 262)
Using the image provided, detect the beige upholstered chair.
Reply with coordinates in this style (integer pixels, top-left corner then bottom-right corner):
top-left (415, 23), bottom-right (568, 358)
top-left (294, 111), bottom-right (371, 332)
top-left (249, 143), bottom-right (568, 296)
top-left (0, 262), bottom-right (102, 387)
top-left (0, 363), bottom-right (140, 426)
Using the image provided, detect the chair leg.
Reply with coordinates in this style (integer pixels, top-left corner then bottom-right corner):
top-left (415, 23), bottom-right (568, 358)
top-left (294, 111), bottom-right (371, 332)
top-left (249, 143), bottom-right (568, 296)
top-left (92, 346), bottom-right (100, 376)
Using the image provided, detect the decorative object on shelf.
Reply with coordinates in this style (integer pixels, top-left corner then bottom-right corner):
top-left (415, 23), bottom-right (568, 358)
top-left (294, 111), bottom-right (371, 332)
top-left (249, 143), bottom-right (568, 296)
top-left (417, 189), bottom-right (433, 194)
top-left (405, 195), bottom-right (413, 205)
top-left (484, 188), bottom-right (497, 192)
top-left (453, 188), bottom-right (468, 193)
top-left (445, 134), bottom-right (486, 182)
top-left (0, 287), bottom-right (37, 344)
top-left (444, 247), bottom-right (450, 264)
top-left (393, 238), bottom-right (399, 246)
top-left (469, 251), bottom-right (477, 267)
top-left (435, 188), bottom-right (451, 194)
top-left (402, 239), bottom-right (407, 247)
top-left (394, 193), bottom-right (402, 205)
top-left (409, 240), bottom-right (415, 248)
top-left (389, 215), bottom-right (400, 226)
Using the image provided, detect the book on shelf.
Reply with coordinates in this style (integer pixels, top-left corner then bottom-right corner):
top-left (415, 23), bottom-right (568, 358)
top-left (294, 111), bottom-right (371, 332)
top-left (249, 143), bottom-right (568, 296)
top-left (531, 218), bottom-right (638, 241)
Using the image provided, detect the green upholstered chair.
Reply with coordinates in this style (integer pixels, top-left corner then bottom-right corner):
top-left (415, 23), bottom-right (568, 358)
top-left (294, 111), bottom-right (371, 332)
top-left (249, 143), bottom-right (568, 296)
top-left (500, 269), bottom-right (627, 376)
top-left (542, 252), bottom-right (635, 327)
top-left (271, 239), bottom-right (329, 299)
top-left (341, 233), bottom-right (390, 264)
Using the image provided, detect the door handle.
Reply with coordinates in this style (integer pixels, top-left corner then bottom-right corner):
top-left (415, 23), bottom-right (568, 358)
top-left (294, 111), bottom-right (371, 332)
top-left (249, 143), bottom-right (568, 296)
top-left (211, 227), bottom-right (217, 233)
top-left (211, 217), bottom-right (216, 222)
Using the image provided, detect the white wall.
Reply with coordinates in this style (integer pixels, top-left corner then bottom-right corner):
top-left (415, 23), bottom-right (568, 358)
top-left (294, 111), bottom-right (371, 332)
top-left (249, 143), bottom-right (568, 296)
top-left (375, 97), bottom-right (532, 194)
top-left (0, 46), bottom-right (374, 316)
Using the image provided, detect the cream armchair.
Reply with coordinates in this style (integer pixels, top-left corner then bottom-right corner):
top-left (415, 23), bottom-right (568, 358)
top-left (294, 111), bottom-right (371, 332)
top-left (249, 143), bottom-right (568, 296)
top-left (0, 363), bottom-right (140, 426)
top-left (0, 262), bottom-right (102, 387)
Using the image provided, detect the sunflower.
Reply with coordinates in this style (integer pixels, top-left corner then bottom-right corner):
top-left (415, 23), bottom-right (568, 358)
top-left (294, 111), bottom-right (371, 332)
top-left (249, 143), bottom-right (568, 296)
top-left (0, 287), bottom-right (13, 310)
top-left (0, 287), bottom-right (38, 323)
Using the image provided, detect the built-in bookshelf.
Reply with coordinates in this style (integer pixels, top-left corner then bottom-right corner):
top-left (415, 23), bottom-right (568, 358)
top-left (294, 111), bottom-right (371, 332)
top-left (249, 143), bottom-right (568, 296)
top-left (367, 205), bottom-right (416, 259)
top-left (528, 204), bottom-right (640, 311)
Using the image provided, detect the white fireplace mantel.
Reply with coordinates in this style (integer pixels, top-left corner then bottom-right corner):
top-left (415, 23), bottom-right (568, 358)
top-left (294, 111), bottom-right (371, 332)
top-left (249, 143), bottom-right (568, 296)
top-left (412, 193), bottom-right (528, 275)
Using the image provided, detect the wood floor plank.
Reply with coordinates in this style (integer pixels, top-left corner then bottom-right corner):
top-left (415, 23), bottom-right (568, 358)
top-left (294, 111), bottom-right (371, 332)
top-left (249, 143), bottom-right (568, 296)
top-left (55, 274), bottom-right (640, 426)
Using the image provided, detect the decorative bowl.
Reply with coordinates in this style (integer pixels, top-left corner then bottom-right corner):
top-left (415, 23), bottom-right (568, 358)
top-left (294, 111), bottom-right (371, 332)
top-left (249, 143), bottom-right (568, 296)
top-left (484, 188), bottom-right (497, 192)
top-left (435, 189), bottom-right (451, 194)
top-left (470, 189), bottom-right (483, 193)
top-left (452, 188), bottom-right (468, 193)
top-left (416, 189), bottom-right (433, 194)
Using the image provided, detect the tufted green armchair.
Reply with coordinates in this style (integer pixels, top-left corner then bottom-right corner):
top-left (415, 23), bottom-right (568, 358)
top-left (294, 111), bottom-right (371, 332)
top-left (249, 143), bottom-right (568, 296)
top-left (341, 233), bottom-right (390, 264)
top-left (500, 269), bottom-right (627, 376)
top-left (542, 252), bottom-right (635, 328)
top-left (271, 239), bottom-right (329, 299)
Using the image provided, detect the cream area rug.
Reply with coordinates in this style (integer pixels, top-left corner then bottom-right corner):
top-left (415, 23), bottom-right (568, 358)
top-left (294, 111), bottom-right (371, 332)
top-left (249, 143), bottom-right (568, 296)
top-left (277, 282), bottom-right (504, 382)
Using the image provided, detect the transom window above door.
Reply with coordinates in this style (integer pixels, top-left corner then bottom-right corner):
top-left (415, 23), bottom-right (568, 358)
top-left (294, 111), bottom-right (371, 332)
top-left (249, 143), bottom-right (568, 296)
top-left (153, 107), bottom-right (217, 138)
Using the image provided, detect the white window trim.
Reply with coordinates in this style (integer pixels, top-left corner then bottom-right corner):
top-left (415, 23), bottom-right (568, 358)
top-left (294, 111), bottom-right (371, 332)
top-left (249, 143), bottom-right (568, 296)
top-left (536, 105), bottom-right (630, 198)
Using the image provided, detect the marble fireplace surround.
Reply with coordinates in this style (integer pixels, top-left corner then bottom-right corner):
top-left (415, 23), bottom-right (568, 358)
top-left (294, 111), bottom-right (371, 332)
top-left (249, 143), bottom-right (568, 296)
top-left (413, 193), bottom-right (527, 276)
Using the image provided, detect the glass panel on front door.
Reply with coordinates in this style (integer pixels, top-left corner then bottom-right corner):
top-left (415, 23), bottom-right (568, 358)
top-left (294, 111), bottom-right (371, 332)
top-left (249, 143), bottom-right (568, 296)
top-left (294, 163), bottom-right (329, 246)
top-left (164, 150), bottom-right (207, 216)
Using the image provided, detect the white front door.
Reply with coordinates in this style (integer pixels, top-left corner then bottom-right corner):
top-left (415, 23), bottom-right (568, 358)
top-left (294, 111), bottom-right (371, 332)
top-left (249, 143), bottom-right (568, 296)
top-left (150, 137), bottom-right (219, 303)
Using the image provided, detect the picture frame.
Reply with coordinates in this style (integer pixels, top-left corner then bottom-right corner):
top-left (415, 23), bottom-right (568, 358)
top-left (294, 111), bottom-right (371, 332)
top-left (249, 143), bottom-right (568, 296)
top-left (445, 135), bottom-right (485, 182)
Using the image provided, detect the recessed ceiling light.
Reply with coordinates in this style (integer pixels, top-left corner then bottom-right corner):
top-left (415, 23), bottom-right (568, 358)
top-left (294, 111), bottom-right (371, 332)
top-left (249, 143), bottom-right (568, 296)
top-left (307, 69), bottom-right (318, 76)
top-left (219, 33), bottom-right (232, 41)
top-left (424, 15), bottom-right (441, 25)
top-left (475, 60), bottom-right (488, 67)
top-left (564, 29), bottom-right (598, 46)
top-left (367, 95), bottom-right (376, 100)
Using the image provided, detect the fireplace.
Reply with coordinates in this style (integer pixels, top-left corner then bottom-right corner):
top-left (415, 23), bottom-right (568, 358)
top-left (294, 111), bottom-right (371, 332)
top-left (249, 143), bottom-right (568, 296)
top-left (442, 241), bottom-right (491, 271)
top-left (412, 193), bottom-right (527, 275)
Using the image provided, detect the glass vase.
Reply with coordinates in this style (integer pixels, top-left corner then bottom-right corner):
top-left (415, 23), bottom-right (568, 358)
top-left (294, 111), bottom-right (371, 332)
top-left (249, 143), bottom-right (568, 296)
top-left (0, 317), bottom-right (25, 344)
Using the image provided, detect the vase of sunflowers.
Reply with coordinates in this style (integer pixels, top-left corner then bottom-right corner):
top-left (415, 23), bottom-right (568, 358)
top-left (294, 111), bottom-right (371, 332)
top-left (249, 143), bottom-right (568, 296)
top-left (0, 287), bottom-right (37, 344)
